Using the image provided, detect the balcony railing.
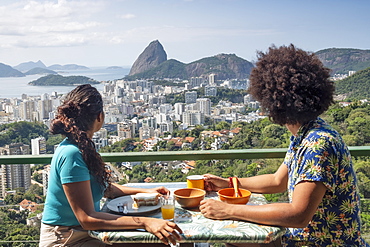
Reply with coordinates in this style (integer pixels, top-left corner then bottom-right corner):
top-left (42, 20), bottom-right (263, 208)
top-left (0, 146), bottom-right (369, 245)
top-left (0, 146), bottom-right (369, 164)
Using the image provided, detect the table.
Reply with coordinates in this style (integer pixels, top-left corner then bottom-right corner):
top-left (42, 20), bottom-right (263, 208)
top-left (89, 182), bottom-right (285, 246)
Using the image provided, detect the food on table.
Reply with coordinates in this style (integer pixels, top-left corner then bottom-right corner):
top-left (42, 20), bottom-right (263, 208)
top-left (132, 193), bottom-right (160, 207)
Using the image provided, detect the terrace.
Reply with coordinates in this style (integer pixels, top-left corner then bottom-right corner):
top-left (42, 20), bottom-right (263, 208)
top-left (1, 146), bottom-right (370, 245)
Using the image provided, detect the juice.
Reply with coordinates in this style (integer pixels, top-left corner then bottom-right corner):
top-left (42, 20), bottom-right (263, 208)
top-left (161, 205), bottom-right (175, 220)
top-left (187, 175), bottom-right (205, 190)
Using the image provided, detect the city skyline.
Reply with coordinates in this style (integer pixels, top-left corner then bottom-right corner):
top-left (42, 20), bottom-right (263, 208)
top-left (0, 0), bottom-right (369, 68)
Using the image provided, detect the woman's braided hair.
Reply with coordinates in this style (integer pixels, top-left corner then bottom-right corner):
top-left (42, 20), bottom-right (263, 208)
top-left (248, 44), bottom-right (335, 125)
top-left (50, 84), bottom-right (109, 188)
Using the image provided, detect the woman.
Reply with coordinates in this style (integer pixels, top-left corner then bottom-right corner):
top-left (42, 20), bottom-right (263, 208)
top-left (199, 45), bottom-right (368, 246)
top-left (40, 84), bottom-right (182, 246)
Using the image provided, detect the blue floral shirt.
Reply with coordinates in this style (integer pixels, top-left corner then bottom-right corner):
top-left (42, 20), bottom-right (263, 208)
top-left (282, 118), bottom-right (368, 246)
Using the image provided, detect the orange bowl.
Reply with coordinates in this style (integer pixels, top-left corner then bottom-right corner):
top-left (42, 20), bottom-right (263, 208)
top-left (217, 188), bottom-right (251, 204)
top-left (173, 188), bottom-right (206, 208)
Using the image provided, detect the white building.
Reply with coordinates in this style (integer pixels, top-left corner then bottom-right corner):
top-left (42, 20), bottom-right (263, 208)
top-left (19, 100), bottom-right (36, 120)
top-left (31, 137), bottom-right (46, 155)
top-left (182, 110), bottom-right (204, 126)
top-left (209, 73), bottom-right (216, 85)
top-left (174, 103), bottom-right (185, 121)
top-left (196, 98), bottom-right (212, 116)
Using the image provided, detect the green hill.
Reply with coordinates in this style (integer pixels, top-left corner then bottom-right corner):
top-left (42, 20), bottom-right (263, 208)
top-left (316, 48), bottom-right (370, 75)
top-left (126, 59), bottom-right (187, 80)
top-left (125, 54), bottom-right (253, 80)
top-left (335, 67), bottom-right (370, 100)
top-left (28, 74), bottom-right (99, 86)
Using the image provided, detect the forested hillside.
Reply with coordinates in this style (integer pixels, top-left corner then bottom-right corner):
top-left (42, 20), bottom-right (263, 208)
top-left (316, 48), bottom-right (370, 74)
top-left (335, 67), bottom-right (370, 100)
top-left (0, 121), bottom-right (63, 153)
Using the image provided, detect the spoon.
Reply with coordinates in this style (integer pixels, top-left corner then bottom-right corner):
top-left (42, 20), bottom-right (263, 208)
top-left (232, 177), bottom-right (240, 197)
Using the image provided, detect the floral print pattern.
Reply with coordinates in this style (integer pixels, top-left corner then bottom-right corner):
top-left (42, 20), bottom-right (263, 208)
top-left (282, 118), bottom-right (368, 246)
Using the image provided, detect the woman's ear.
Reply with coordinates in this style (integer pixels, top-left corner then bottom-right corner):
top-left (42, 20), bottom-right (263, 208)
top-left (97, 112), bottom-right (104, 123)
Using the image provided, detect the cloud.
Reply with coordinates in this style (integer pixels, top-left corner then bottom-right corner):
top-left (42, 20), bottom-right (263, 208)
top-left (118, 14), bottom-right (136, 19)
top-left (0, 0), bottom-right (106, 48)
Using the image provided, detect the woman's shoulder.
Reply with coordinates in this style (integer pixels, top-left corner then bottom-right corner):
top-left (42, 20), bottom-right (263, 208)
top-left (55, 139), bottom-right (81, 156)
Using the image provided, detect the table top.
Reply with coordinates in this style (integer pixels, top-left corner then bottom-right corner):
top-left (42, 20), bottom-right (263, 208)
top-left (89, 182), bottom-right (286, 244)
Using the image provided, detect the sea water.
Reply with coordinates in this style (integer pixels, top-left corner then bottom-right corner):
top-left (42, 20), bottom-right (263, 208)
top-left (0, 67), bottom-right (130, 98)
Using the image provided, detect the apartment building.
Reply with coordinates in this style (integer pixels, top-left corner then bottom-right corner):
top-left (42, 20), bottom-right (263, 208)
top-left (0, 143), bottom-right (31, 198)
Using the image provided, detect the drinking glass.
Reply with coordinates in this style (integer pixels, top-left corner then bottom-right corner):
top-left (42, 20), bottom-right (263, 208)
top-left (186, 175), bottom-right (205, 190)
top-left (160, 195), bottom-right (175, 221)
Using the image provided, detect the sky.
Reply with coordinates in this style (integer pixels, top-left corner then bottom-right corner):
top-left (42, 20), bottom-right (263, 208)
top-left (1, 0), bottom-right (369, 68)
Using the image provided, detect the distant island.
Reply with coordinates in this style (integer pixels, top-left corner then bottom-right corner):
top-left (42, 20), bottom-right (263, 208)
top-left (107, 66), bottom-right (124, 69)
top-left (24, 67), bottom-right (57, 76)
top-left (48, 64), bottom-right (90, 70)
top-left (28, 74), bottom-right (100, 86)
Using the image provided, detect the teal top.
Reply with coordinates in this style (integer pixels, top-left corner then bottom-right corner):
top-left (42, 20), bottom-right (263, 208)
top-left (42, 138), bottom-right (105, 226)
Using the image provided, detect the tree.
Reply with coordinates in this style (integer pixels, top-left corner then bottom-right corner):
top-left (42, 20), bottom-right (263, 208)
top-left (215, 121), bottom-right (231, 131)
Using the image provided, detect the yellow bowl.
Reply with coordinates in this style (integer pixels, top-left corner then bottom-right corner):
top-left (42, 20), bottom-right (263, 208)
top-left (217, 188), bottom-right (251, 204)
top-left (173, 188), bottom-right (206, 208)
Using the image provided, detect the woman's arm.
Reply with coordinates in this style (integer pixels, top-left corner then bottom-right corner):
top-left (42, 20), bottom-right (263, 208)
top-left (200, 180), bottom-right (327, 228)
top-left (63, 181), bottom-right (182, 245)
top-left (104, 183), bottom-right (169, 199)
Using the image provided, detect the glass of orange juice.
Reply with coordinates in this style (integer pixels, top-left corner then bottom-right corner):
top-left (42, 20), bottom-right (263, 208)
top-left (160, 195), bottom-right (175, 221)
top-left (187, 175), bottom-right (205, 190)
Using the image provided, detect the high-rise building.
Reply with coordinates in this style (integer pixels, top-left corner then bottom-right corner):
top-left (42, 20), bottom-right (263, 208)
top-left (0, 143), bottom-right (31, 198)
top-left (139, 126), bottom-right (155, 140)
top-left (196, 98), bottom-right (212, 115)
top-left (92, 128), bottom-right (108, 151)
top-left (185, 91), bottom-right (197, 104)
top-left (182, 110), bottom-right (204, 126)
top-left (189, 77), bottom-right (204, 88)
top-left (117, 121), bottom-right (133, 139)
top-left (174, 103), bottom-right (185, 121)
top-left (205, 86), bottom-right (217, 97)
top-left (142, 117), bottom-right (157, 129)
top-left (159, 104), bottom-right (172, 114)
top-left (31, 137), bottom-right (46, 155)
top-left (209, 73), bottom-right (216, 85)
top-left (19, 100), bottom-right (36, 121)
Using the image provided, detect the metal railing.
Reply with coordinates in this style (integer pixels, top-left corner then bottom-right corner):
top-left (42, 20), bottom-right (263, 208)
top-left (0, 146), bottom-right (369, 164)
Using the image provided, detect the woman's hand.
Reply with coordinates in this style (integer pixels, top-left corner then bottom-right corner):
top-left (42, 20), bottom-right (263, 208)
top-left (203, 174), bottom-right (229, 192)
top-left (199, 198), bottom-right (231, 220)
top-left (146, 186), bottom-right (169, 195)
top-left (142, 218), bottom-right (182, 245)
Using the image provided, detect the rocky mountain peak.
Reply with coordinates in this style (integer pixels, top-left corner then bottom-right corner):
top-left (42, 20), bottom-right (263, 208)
top-left (129, 40), bottom-right (167, 76)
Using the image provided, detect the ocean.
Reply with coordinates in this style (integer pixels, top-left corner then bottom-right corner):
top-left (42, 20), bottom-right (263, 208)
top-left (0, 67), bottom-right (130, 99)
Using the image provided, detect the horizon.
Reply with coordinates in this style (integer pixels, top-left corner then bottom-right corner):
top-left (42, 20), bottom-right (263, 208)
top-left (1, 0), bottom-right (370, 67)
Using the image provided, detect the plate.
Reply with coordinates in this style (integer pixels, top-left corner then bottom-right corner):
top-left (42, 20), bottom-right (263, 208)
top-left (107, 195), bottom-right (161, 215)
